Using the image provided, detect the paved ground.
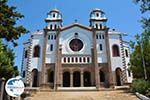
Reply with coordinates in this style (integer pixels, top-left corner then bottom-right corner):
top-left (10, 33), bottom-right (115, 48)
top-left (29, 90), bottom-right (139, 100)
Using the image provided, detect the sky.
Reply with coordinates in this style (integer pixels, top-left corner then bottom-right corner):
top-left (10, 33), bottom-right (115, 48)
top-left (8, 0), bottom-right (143, 72)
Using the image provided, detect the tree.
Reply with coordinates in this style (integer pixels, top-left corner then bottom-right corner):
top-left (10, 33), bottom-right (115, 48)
top-left (130, 0), bottom-right (150, 80)
top-left (0, 40), bottom-right (19, 79)
top-left (0, 0), bottom-right (28, 46)
top-left (0, 0), bottom-right (28, 79)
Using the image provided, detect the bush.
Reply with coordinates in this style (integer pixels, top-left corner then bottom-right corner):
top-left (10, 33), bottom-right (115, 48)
top-left (130, 79), bottom-right (150, 95)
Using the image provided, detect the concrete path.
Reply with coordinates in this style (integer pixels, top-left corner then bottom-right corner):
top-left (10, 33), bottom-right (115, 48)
top-left (29, 90), bottom-right (139, 100)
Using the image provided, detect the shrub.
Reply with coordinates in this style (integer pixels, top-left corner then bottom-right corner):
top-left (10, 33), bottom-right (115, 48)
top-left (130, 79), bottom-right (150, 94)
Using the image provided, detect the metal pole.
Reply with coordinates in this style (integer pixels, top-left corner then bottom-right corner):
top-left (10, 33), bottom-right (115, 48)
top-left (140, 35), bottom-right (147, 80)
top-left (0, 78), bottom-right (5, 100)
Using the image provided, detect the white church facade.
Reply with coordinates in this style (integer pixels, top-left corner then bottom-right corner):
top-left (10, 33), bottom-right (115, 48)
top-left (21, 8), bottom-right (133, 90)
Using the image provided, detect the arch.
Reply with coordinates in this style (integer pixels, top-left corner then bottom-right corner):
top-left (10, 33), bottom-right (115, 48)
top-left (32, 69), bottom-right (38, 87)
top-left (63, 71), bottom-right (70, 87)
top-left (112, 44), bottom-right (120, 57)
top-left (47, 70), bottom-right (54, 83)
top-left (50, 24), bottom-right (53, 30)
top-left (54, 24), bottom-right (57, 29)
top-left (83, 71), bottom-right (91, 87)
top-left (115, 68), bottom-right (122, 86)
top-left (100, 24), bottom-right (102, 29)
top-left (33, 45), bottom-right (40, 57)
top-left (73, 71), bottom-right (80, 87)
top-left (100, 70), bottom-right (105, 82)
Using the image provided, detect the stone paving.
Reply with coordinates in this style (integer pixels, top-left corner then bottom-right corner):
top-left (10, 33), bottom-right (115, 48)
top-left (29, 90), bottom-right (139, 100)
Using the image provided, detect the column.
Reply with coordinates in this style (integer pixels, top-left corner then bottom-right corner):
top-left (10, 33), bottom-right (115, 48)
top-left (92, 29), bottom-right (100, 89)
top-left (41, 28), bottom-right (48, 88)
top-left (70, 71), bottom-right (73, 87)
top-left (81, 71), bottom-right (84, 87)
top-left (104, 28), bottom-right (114, 87)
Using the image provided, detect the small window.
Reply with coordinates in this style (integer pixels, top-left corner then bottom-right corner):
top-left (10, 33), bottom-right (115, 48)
top-left (99, 44), bottom-right (103, 51)
top-left (96, 34), bottom-right (98, 39)
top-left (102, 34), bottom-right (104, 39)
top-left (50, 25), bottom-right (53, 30)
top-left (48, 35), bottom-right (50, 40)
top-left (54, 24), bottom-right (57, 29)
top-left (75, 33), bottom-right (78, 36)
top-left (99, 34), bottom-right (101, 39)
top-left (23, 71), bottom-right (25, 78)
top-left (53, 14), bottom-right (55, 18)
top-left (128, 70), bottom-right (131, 77)
top-left (33, 45), bottom-right (40, 57)
top-left (50, 44), bottom-right (53, 51)
top-left (72, 57), bottom-right (74, 63)
top-left (83, 57), bottom-right (86, 62)
top-left (112, 45), bottom-right (120, 57)
top-left (87, 57), bottom-right (90, 63)
top-left (79, 57), bottom-right (82, 62)
top-left (125, 49), bottom-right (128, 57)
top-left (54, 35), bottom-right (56, 39)
top-left (96, 13), bottom-right (99, 17)
top-left (100, 24), bottom-right (102, 29)
top-left (95, 24), bottom-right (98, 29)
top-left (51, 35), bottom-right (53, 40)
top-left (64, 57), bottom-right (66, 63)
top-left (25, 50), bottom-right (28, 58)
top-left (75, 57), bottom-right (78, 62)
top-left (68, 57), bottom-right (70, 63)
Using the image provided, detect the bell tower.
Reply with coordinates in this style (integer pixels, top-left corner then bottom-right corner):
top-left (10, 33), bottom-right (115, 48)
top-left (45, 8), bottom-right (63, 30)
top-left (90, 8), bottom-right (107, 29)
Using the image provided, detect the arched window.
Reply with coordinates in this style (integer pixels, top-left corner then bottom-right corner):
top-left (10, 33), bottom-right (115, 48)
top-left (100, 24), bottom-right (102, 29)
top-left (64, 57), bottom-right (66, 63)
top-left (95, 24), bottom-right (98, 29)
top-left (50, 44), bottom-right (53, 51)
top-left (54, 24), bottom-right (57, 29)
top-left (112, 45), bottom-right (120, 57)
top-left (50, 24), bottom-right (53, 30)
top-left (33, 45), bottom-right (40, 57)
top-left (25, 50), bottom-right (28, 58)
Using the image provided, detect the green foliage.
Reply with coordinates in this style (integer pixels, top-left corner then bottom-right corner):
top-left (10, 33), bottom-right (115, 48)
top-left (130, 79), bottom-right (150, 95)
top-left (130, 0), bottom-right (150, 80)
top-left (0, 40), bottom-right (19, 79)
top-left (0, 0), bottom-right (28, 46)
top-left (133, 0), bottom-right (150, 13)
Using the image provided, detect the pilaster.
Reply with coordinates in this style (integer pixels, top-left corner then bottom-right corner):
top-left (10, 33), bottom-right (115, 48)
top-left (40, 28), bottom-right (48, 88)
top-left (104, 28), bottom-right (114, 87)
top-left (92, 29), bottom-right (100, 89)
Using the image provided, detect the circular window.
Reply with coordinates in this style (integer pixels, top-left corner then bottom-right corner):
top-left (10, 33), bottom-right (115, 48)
top-left (69, 39), bottom-right (83, 51)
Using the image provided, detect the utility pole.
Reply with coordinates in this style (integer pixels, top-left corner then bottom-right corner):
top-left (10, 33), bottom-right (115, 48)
top-left (140, 35), bottom-right (147, 80)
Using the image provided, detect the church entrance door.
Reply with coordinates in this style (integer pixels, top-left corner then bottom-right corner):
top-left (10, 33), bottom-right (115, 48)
top-left (116, 68), bottom-right (122, 86)
top-left (73, 71), bottom-right (80, 87)
top-left (63, 72), bottom-right (70, 87)
top-left (84, 71), bottom-right (91, 86)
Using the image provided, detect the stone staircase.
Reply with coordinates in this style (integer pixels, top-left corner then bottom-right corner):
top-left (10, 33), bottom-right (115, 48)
top-left (26, 90), bottom-right (139, 100)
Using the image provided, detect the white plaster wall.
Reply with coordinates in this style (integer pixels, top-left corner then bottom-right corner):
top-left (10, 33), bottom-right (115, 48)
top-left (109, 34), bottom-right (123, 71)
top-left (60, 26), bottom-right (93, 55)
top-left (96, 31), bottom-right (107, 63)
top-left (123, 43), bottom-right (133, 83)
top-left (46, 32), bottom-right (56, 63)
top-left (30, 33), bottom-right (44, 72)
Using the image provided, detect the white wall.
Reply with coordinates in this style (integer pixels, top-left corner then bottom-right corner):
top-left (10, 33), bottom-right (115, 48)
top-left (30, 31), bottom-right (44, 72)
top-left (60, 26), bottom-right (93, 55)
top-left (109, 33), bottom-right (123, 71)
top-left (96, 31), bottom-right (107, 63)
top-left (46, 32), bottom-right (56, 63)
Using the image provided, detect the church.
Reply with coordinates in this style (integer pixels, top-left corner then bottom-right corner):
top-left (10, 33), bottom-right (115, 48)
top-left (21, 8), bottom-right (133, 90)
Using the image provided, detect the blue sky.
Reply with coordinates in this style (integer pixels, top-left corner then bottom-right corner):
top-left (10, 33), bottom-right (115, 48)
top-left (8, 0), bottom-right (143, 71)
